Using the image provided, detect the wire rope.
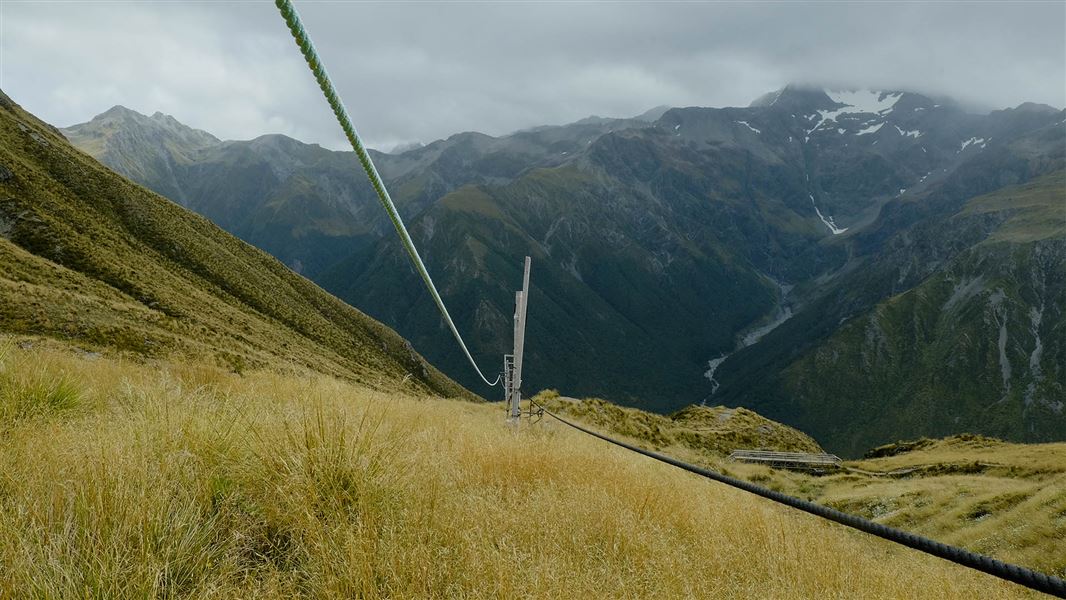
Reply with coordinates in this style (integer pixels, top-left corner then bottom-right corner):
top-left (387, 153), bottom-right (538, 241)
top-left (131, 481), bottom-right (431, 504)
top-left (275, 0), bottom-right (500, 387)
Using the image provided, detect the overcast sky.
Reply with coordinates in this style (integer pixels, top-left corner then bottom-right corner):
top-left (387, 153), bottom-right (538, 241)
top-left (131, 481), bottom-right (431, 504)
top-left (3, 1), bottom-right (1064, 152)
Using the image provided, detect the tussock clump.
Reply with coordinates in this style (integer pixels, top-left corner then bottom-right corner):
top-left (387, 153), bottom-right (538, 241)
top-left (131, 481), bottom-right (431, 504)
top-left (0, 342), bottom-right (83, 422)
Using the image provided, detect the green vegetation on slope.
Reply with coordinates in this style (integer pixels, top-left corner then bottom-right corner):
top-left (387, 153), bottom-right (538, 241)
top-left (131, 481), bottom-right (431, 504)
top-left (0, 89), bottom-right (464, 398)
top-left (323, 164), bottom-right (784, 409)
top-left (0, 342), bottom-right (1040, 598)
top-left (536, 391), bottom-right (823, 456)
top-left (959, 171), bottom-right (1066, 243)
top-left (782, 171), bottom-right (1065, 455)
top-left (717, 167), bottom-right (1066, 456)
top-left (62, 97), bottom-right (1066, 455)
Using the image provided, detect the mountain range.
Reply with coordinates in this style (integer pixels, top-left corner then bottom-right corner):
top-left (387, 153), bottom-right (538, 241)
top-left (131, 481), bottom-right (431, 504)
top-left (61, 84), bottom-right (1066, 455)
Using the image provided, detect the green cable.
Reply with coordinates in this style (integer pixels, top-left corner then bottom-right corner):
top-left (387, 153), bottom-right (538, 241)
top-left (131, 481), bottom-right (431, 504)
top-left (275, 0), bottom-right (501, 387)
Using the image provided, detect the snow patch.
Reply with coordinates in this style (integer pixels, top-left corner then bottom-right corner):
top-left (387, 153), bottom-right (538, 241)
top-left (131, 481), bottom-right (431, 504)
top-left (736, 120), bottom-right (761, 134)
top-left (959, 136), bottom-right (985, 152)
top-left (804, 90), bottom-right (902, 142)
top-left (856, 122), bottom-right (884, 136)
top-left (894, 125), bottom-right (921, 138)
top-left (810, 194), bottom-right (847, 234)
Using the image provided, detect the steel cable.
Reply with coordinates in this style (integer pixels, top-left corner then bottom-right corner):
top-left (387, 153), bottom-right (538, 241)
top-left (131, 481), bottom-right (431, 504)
top-left (275, 0), bottom-right (500, 387)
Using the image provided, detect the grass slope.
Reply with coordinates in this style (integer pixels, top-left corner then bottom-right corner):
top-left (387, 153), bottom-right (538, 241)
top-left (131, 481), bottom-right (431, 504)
top-left (543, 392), bottom-right (1066, 580)
top-left (819, 436), bottom-right (1066, 578)
top-left (0, 90), bottom-right (464, 398)
top-left (0, 342), bottom-right (1040, 598)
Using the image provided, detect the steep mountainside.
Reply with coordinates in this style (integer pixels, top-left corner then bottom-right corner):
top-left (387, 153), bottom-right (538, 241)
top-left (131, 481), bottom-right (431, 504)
top-left (320, 166), bottom-right (780, 408)
top-left (0, 90), bottom-right (464, 398)
top-left (327, 87), bottom-right (1063, 416)
top-left (63, 85), bottom-right (1066, 451)
top-left (722, 172), bottom-right (1065, 455)
top-left (712, 109), bottom-right (1065, 454)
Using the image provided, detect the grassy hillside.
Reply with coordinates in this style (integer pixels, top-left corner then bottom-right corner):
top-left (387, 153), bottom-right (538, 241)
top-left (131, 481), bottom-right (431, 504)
top-left (0, 89), bottom-right (464, 398)
top-left (542, 392), bottom-right (1066, 580)
top-left (0, 341), bottom-right (1041, 598)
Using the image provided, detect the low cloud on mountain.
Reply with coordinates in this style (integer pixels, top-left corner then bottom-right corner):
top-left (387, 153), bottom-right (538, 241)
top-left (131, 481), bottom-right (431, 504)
top-left (4, 3), bottom-right (1063, 152)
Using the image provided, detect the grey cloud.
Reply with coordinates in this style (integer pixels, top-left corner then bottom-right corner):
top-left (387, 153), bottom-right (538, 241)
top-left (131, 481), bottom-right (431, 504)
top-left (3, 1), bottom-right (1063, 151)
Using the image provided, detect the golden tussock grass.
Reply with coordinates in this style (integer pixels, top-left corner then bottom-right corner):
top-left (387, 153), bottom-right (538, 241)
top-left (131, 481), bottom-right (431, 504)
top-left (818, 438), bottom-right (1066, 578)
top-left (0, 342), bottom-right (1042, 598)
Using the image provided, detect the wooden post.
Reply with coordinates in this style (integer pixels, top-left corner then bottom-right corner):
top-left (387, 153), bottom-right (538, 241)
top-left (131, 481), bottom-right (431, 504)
top-left (509, 257), bottom-right (531, 421)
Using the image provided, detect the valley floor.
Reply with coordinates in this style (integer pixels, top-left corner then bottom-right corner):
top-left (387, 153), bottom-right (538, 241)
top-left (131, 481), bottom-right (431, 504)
top-left (0, 339), bottom-right (1045, 598)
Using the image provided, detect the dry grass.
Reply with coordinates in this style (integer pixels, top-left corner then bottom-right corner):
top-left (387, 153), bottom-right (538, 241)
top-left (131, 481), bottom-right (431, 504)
top-left (816, 437), bottom-right (1066, 578)
top-left (0, 342), bottom-right (1042, 598)
top-left (537, 392), bottom-right (1066, 582)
